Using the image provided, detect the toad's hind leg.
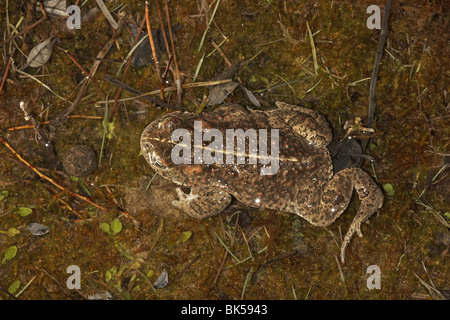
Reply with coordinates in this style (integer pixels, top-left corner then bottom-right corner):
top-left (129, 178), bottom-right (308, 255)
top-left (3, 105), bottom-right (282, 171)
top-left (173, 187), bottom-right (232, 219)
top-left (315, 168), bottom-right (383, 263)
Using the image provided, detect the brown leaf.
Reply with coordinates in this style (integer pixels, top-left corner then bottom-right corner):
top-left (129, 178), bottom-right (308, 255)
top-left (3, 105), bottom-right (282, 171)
top-left (27, 37), bottom-right (58, 68)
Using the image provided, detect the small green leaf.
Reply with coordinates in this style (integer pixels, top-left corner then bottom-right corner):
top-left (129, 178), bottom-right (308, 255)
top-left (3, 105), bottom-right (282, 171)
top-left (3, 245), bottom-right (18, 264)
top-left (8, 279), bottom-right (21, 294)
top-left (108, 266), bottom-right (118, 276)
top-left (17, 207), bottom-right (32, 217)
top-left (99, 222), bottom-right (111, 234)
top-left (0, 190), bottom-right (8, 201)
top-left (110, 218), bottom-right (122, 235)
top-left (105, 270), bottom-right (112, 283)
top-left (6, 228), bottom-right (20, 237)
top-left (382, 183), bottom-right (395, 196)
top-left (70, 176), bottom-right (79, 182)
top-left (444, 212), bottom-right (450, 220)
top-left (121, 291), bottom-right (132, 300)
top-left (146, 270), bottom-right (154, 279)
top-left (179, 231), bottom-right (192, 243)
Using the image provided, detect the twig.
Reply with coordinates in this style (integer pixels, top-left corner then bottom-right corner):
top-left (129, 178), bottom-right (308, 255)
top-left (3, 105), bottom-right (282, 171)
top-left (148, 218), bottom-right (164, 254)
top-left (55, 22), bottom-right (124, 124)
top-left (95, 0), bottom-right (119, 29)
top-left (110, 18), bottom-right (146, 121)
top-left (367, 0), bottom-right (391, 128)
top-left (0, 16), bottom-right (46, 47)
top-left (210, 39), bottom-right (231, 67)
top-left (95, 79), bottom-right (232, 105)
top-left (160, 55), bottom-right (173, 99)
top-left (169, 254), bottom-right (202, 286)
top-left (145, 1), bottom-right (162, 82)
top-left (197, 0), bottom-right (221, 52)
top-left (0, 137), bottom-right (109, 214)
top-left (18, 101), bottom-right (51, 147)
top-left (213, 216), bottom-right (239, 285)
top-left (334, 255), bottom-right (346, 283)
top-left (306, 21), bottom-right (319, 74)
top-left (241, 268), bottom-right (252, 300)
top-left (164, 0), bottom-right (182, 106)
top-left (155, 0), bottom-right (171, 57)
top-left (89, 179), bottom-right (141, 227)
top-left (61, 48), bottom-right (105, 99)
top-left (0, 48), bottom-right (16, 95)
top-left (0, 115), bottom-right (102, 133)
top-left (15, 69), bottom-right (71, 102)
top-left (250, 249), bottom-right (299, 284)
top-left (103, 74), bottom-right (180, 109)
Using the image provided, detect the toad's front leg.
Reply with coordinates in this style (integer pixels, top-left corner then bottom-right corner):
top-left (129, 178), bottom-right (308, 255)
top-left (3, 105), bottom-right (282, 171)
top-left (173, 187), bottom-right (232, 219)
top-left (315, 167), bottom-right (384, 263)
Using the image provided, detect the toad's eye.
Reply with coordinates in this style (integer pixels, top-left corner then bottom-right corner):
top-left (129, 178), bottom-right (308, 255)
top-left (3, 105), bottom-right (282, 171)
top-left (154, 157), bottom-right (168, 170)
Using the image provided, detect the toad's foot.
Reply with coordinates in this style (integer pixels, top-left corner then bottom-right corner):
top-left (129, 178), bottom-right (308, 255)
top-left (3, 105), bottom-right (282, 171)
top-left (339, 199), bottom-right (380, 263)
top-left (325, 168), bottom-right (383, 263)
top-left (300, 167), bottom-right (383, 263)
top-left (172, 187), bottom-right (232, 219)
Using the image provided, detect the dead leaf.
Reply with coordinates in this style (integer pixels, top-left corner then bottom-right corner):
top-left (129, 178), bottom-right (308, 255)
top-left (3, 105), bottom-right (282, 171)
top-left (27, 37), bottom-right (58, 68)
top-left (153, 269), bottom-right (169, 289)
top-left (207, 81), bottom-right (239, 106)
top-left (240, 84), bottom-right (261, 107)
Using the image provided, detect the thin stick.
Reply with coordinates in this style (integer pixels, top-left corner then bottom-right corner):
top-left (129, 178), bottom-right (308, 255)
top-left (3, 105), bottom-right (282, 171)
top-left (62, 49), bottom-right (105, 99)
top-left (210, 39), bottom-right (231, 67)
top-left (95, 79), bottom-right (232, 104)
top-left (111, 18), bottom-right (146, 121)
top-left (161, 55), bottom-right (173, 99)
top-left (0, 16), bottom-right (46, 47)
top-left (0, 48), bottom-right (15, 94)
top-left (0, 137), bottom-right (109, 214)
top-left (361, 0), bottom-right (391, 155)
top-left (367, 0), bottom-right (391, 127)
top-left (197, 0), bottom-right (221, 52)
top-left (145, 1), bottom-right (161, 82)
top-left (15, 69), bottom-right (71, 102)
top-left (0, 115), bottom-right (102, 133)
top-left (89, 179), bottom-right (141, 226)
top-left (306, 21), bottom-right (319, 74)
top-left (164, 0), bottom-right (182, 106)
top-left (169, 255), bottom-right (202, 286)
top-left (155, 0), bottom-right (171, 57)
top-left (213, 216), bottom-right (239, 286)
top-left (103, 74), bottom-right (180, 109)
top-left (95, 0), bottom-right (119, 29)
top-left (55, 22), bottom-right (124, 124)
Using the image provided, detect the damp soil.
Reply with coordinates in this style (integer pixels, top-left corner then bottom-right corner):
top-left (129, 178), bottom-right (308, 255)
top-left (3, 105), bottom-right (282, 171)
top-left (0, 0), bottom-right (448, 300)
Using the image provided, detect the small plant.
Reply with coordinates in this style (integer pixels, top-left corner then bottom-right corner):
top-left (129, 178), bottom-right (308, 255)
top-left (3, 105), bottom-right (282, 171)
top-left (100, 218), bottom-right (123, 235)
top-left (382, 183), bottom-right (395, 196)
top-left (0, 190), bottom-right (9, 201)
top-left (2, 245), bottom-right (18, 264)
top-left (0, 228), bottom-right (20, 238)
top-left (17, 207), bottom-right (33, 217)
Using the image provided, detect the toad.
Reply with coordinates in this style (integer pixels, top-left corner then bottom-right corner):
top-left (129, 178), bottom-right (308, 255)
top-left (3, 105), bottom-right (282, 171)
top-left (140, 102), bottom-right (384, 262)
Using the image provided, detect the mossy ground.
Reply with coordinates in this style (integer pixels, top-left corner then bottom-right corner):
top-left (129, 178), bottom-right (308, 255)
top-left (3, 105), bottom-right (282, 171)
top-left (0, 0), bottom-right (448, 299)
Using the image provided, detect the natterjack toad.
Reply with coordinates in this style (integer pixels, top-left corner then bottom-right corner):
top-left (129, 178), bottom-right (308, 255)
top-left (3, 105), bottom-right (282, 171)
top-left (140, 102), bottom-right (383, 262)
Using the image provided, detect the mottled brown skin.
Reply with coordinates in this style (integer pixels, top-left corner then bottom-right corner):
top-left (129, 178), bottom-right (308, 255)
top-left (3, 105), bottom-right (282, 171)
top-left (140, 102), bottom-right (384, 262)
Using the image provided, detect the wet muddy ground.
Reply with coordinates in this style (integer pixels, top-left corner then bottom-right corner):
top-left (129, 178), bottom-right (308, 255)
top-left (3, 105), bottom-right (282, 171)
top-left (0, 0), bottom-right (448, 299)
